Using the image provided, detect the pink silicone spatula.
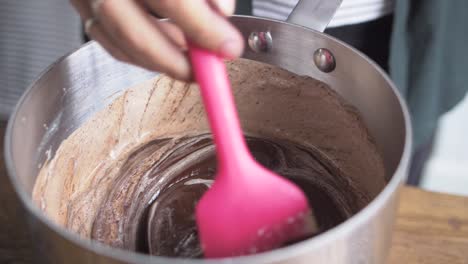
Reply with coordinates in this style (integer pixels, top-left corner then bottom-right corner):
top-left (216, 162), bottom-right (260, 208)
top-left (189, 45), bottom-right (317, 258)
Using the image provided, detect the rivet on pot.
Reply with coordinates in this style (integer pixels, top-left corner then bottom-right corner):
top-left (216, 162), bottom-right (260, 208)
top-left (248, 31), bottom-right (273, 53)
top-left (313, 48), bottom-right (336, 73)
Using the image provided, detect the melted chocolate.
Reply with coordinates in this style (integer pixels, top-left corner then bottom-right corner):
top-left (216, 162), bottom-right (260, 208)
top-left (91, 134), bottom-right (369, 258)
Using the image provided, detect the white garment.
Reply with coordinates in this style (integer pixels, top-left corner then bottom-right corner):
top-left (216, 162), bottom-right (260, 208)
top-left (0, 1), bottom-right (82, 118)
top-left (253, 0), bottom-right (395, 28)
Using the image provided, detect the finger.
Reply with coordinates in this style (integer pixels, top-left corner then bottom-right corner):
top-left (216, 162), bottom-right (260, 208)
top-left (70, 0), bottom-right (132, 63)
top-left (147, 0), bottom-right (244, 59)
top-left (154, 20), bottom-right (188, 51)
top-left (96, 0), bottom-right (191, 80)
top-left (87, 24), bottom-right (132, 63)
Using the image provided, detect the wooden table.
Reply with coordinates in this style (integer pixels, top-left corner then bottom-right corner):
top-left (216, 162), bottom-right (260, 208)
top-left (1, 123), bottom-right (468, 263)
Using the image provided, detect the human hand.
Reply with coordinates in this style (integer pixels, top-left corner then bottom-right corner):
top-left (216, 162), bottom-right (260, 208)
top-left (71, 0), bottom-right (244, 80)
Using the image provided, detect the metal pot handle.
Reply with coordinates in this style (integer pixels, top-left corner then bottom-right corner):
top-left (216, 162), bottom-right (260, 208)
top-left (286, 0), bottom-right (343, 32)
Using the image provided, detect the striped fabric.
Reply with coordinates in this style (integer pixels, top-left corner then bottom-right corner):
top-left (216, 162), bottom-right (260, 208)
top-left (253, 0), bottom-right (395, 27)
top-left (0, 1), bottom-right (82, 119)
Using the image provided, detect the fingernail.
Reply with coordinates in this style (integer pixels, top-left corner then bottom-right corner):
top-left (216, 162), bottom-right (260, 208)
top-left (219, 39), bottom-right (243, 59)
top-left (213, 0), bottom-right (235, 16)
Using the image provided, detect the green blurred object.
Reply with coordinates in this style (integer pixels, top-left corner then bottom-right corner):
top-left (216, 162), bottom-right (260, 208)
top-left (390, 0), bottom-right (468, 150)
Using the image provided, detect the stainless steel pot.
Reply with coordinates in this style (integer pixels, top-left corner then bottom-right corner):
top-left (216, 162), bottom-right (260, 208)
top-left (5, 0), bottom-right (412, 263)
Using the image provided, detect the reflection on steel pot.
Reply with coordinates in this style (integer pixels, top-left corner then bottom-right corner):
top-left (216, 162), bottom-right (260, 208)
top-left (5, 0), bottom-right (411, 263)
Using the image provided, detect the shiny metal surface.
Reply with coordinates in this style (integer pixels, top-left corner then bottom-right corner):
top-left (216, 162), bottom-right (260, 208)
top-left (313, 48), bottom-right (336, 73)
top-left (287, 0), bottom-right (343, 32)
top-left (5, 15), bottom-right (411, 264)
top-left (248, 31), bottom-right (273, 53)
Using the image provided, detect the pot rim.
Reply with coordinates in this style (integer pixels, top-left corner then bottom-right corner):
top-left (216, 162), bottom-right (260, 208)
top-left (4, 15), bottom-right (412, 264)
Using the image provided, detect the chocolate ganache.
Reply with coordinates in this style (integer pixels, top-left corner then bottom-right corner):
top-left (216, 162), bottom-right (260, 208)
top-left (90, 134), bottom-right (368, 257)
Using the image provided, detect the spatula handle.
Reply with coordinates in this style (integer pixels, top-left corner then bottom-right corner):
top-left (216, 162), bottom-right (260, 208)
top-left (189, 45), bottom-right (251, 173)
